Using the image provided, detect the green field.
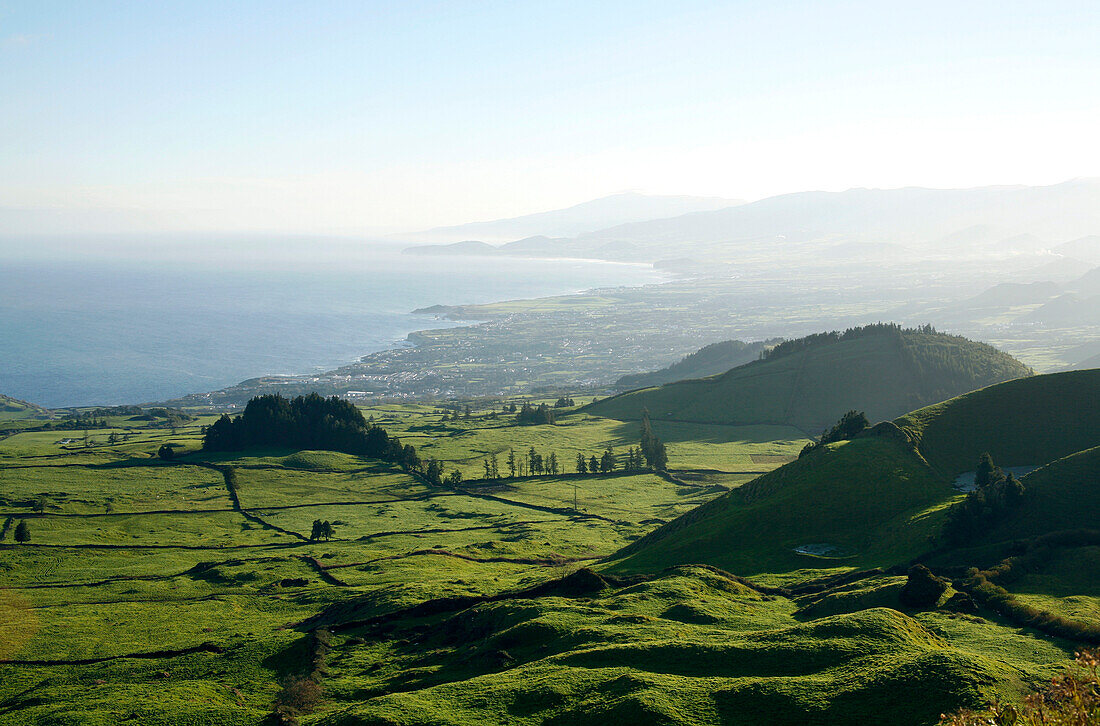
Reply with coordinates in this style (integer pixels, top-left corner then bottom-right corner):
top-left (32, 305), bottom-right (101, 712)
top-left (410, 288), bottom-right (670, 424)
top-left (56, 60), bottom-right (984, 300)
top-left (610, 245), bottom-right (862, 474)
top-left (1, 375), bottom-right (1096, 724)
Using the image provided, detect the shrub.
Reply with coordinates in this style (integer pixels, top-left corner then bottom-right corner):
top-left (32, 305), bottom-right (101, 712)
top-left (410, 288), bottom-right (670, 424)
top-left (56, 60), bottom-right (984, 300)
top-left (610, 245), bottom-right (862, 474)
top-left (940, 648), bottom-right (1100, 725)
top-left (275, 675), bottom-right (322, 715)
top-left (900, 564), bottom-right (947, 608)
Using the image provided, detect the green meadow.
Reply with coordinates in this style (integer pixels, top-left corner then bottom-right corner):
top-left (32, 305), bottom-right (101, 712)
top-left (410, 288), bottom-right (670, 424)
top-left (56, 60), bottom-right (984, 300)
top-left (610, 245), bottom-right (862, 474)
top-left (1, 371), bottom-right (1097, 724)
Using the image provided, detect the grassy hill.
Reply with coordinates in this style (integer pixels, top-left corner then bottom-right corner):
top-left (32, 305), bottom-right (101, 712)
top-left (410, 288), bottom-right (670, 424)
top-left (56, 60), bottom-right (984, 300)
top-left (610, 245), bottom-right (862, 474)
top-left (585, 325), bottom-right (1032, 434)
top-left (606, 370), bottom-right (1100, 577)
top-left (895, 369), bottom-right (1100, 476)
top-left (604, 435), bottom-right (954, 576)
top-left (614, 338), bottom-right (775, 391)
top-left (0, 393), bottom-right (49, 419)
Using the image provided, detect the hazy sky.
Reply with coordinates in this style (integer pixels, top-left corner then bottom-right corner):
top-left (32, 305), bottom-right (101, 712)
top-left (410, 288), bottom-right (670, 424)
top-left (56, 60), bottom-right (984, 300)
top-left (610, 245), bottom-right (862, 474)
top-left (2, 1), bottom-right (1099, 234)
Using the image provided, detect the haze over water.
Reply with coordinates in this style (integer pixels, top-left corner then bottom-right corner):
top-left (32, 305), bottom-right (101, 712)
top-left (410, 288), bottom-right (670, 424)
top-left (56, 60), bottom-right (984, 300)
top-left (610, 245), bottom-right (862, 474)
top-left (0, 242), bottom-right (660, 407)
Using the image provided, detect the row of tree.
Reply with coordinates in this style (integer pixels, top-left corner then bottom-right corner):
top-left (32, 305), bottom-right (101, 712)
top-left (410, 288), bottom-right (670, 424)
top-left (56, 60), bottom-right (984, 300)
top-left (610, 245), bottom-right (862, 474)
top-left (472, 411), bottom-right (668, 481)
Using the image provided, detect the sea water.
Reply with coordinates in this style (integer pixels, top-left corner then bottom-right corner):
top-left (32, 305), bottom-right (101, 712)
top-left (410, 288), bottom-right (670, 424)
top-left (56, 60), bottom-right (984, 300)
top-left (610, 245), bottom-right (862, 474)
top-left (0, 239), bottom-right (660, 407)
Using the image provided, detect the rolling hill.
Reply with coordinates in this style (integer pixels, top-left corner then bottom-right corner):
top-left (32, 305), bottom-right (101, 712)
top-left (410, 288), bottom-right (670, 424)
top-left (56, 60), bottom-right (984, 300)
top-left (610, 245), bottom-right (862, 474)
top-left (614, 338), bottom-right (777, 391)
top-left (605, 369), bottom-right (1100, 576)
top-left (584, 325), bottom-right (1032, 435)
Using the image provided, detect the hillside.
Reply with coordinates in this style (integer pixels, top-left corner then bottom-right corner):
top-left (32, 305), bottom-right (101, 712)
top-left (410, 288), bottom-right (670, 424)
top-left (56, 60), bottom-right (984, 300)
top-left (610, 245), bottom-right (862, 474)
top-left (1053, 235), bottom-right (1100, 264)
top-left (605, 435), bottom-right (952, 575)
top-left (614, 338), bottom-right (776, 391)
top-left (895, 368), bottom-right (1100, 476)
top-left (585, 325), bottom-right (1032, 435)
top-left (0, 393), bottom-right (50, 421)
top-left (605, 370), bottom-right (1100, 577)
top-left (978, 446), bottom-right (1100, 544)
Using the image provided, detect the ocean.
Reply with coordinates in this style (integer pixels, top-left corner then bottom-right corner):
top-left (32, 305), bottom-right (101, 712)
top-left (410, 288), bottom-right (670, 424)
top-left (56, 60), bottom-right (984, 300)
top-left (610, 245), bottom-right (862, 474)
top-left (0, 240), bottom-right (660, 407)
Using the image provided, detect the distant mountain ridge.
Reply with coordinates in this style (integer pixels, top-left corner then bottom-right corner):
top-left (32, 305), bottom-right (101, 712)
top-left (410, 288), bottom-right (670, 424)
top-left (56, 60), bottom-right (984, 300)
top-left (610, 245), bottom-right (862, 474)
top-left (398, 192), bottom-right (741, 244)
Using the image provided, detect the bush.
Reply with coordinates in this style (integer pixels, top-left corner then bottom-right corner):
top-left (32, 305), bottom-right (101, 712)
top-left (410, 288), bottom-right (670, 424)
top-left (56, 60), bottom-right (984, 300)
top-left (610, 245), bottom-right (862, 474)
top-left (940, 648), bottom-right (1100, 725)
top-left (275, 675), bottom-right (322, 715)
top-left (900, 564), bottom-right (947, 608)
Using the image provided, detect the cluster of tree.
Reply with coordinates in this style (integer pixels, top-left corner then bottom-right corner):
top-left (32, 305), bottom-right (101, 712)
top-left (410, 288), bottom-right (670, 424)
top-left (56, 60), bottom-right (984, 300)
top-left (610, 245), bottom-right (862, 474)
top-left (60, 414), bottom-right (109, 429)
top-left (424, 459), bottom-right (463, 487)
top-left (158, 443), bottom-right (177, 460)
top-left (309, 519), bottom-right (335, 541)
top-left (799, 410), bottom-right (869, 457)
top-left (515, 402), bottom-right (556, 425)
top-left (441, 405), bottom-right (472, 421)
top-left (639, 410), bottom-right (668, 471)
top-left (202, 393), bottom-right (421, 471)
top-left (941, 453), bottom-right (1026, 546)
top-left (553, 397), bottom-right (576, 408)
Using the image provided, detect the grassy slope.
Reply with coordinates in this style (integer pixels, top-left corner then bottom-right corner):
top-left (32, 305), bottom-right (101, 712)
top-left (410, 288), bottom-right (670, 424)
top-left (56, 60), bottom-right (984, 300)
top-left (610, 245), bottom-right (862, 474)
top-left (605, 371), bottom-right (1100, 578)
top-left (980, 445), bottom-right (1100, 543)
top-left (605, 437), bottom-right (956, 576)
top-left (584, 330), bottom-right (1030, 434)
top-left (895, 369), bottom-right (1100, 476)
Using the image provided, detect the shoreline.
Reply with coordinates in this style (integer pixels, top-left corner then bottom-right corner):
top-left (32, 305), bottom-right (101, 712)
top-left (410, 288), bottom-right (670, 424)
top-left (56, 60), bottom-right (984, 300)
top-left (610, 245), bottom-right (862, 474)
top-left (139, 260), bottom-right (670, 409)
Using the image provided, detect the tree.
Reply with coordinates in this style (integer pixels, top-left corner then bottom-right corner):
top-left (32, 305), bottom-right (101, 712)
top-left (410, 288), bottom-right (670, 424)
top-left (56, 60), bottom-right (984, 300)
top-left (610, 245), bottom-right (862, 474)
top-left (13, 520), bottom-right (30, 543)
top-left (548, 452), bottom-right (559, 475)
top-left (974, 452), bottom-right (996, 489)
top-left (649, 439), bottom-right (668, 471)
top-left (310, 519), bottom-right (325, 541)
top-left (108, 432), bottom-right (119, 444)
top-left (445, 470), bottom-right (463, 486)
top-left (819, 410), bottom-right (869, 445)
top-left (589, 455), bottom-right (599, 474)
top-left (489, 451), bottom-right (500, 479)
top-left (507, 448), bottom-right (517, 478)
top-left (639, 409), bottom-right (668, 470)
top-left (576, 452), bottom-right (588, 474)
top-left (426, 459), bottom-right (443, 486)
top-left (600, 447), bottom-right (615, 473)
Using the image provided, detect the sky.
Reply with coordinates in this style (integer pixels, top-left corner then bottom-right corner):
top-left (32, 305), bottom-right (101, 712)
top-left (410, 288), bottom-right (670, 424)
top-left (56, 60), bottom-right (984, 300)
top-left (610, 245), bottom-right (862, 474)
top-left (2, 0), bottom-right (1099, 234)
